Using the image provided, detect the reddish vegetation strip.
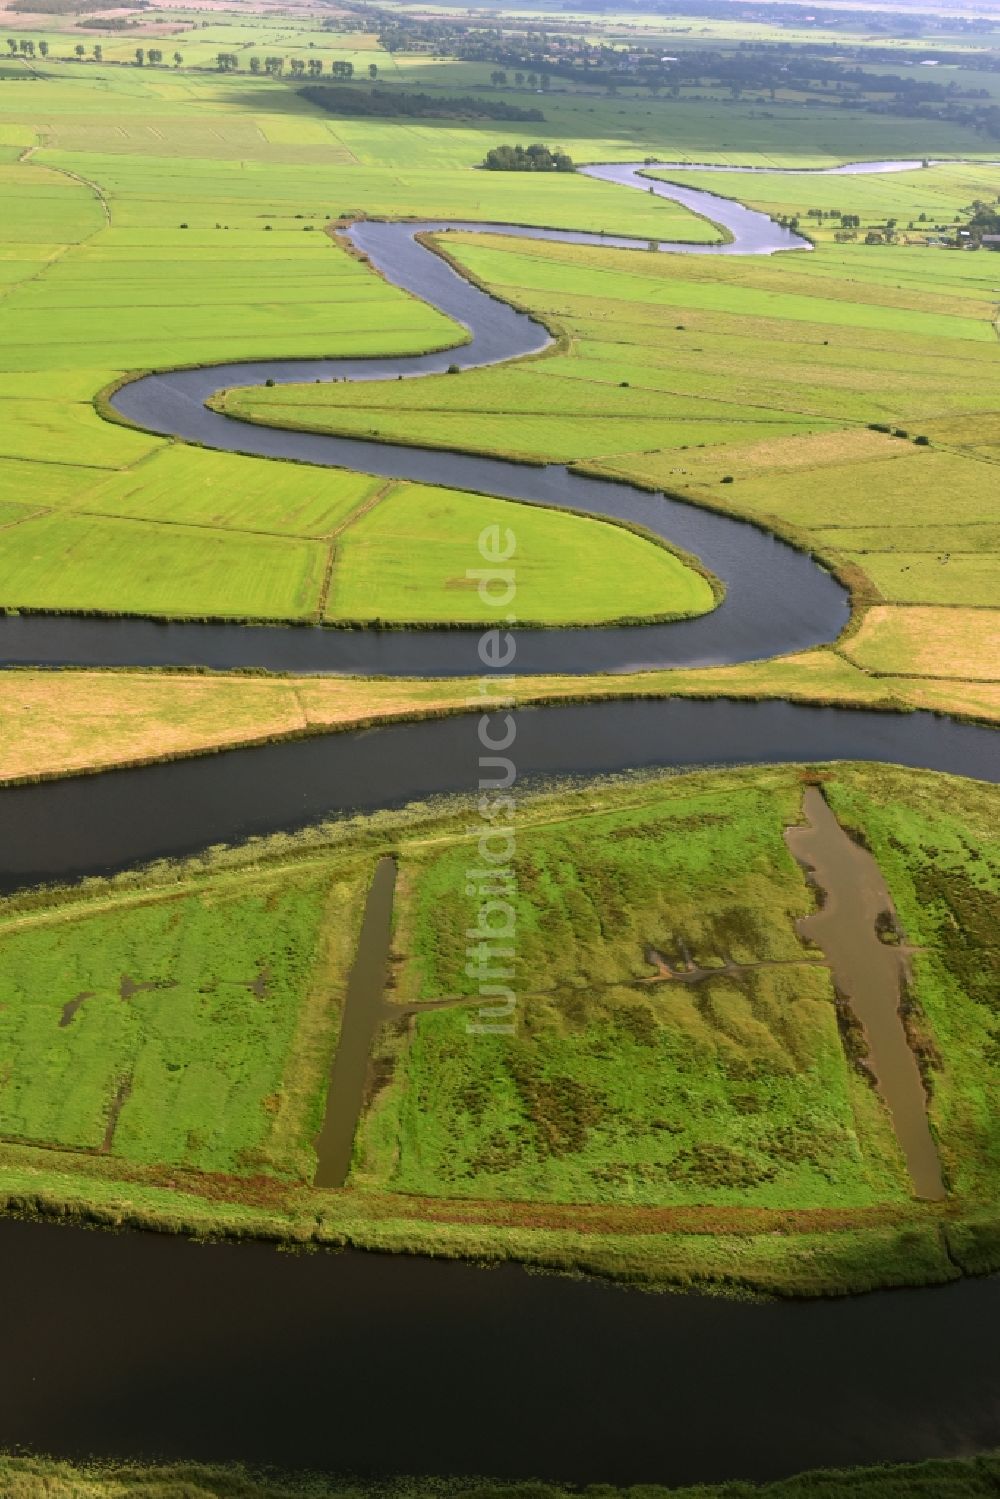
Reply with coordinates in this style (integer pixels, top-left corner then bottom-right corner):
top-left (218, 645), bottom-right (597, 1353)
top-left (0, 1140), bottom-right (948, 1236)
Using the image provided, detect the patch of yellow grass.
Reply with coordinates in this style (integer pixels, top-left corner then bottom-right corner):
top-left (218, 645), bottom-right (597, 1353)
top-left (601, 426), bottom-right (904, 489)
top-left (2, 642), bottom-right (994, 788)
top-left (0, 673), bottom-right (307, 782)
top-left (885, 678), bottom-right (1000, 721)
top-left (845, 607), bottom-right (1000, 680)
top-left (0, 650), bottom-right (886, 786)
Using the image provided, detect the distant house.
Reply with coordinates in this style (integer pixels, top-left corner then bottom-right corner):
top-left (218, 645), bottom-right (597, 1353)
top-left (982, 235), bottom-right (1000, 251)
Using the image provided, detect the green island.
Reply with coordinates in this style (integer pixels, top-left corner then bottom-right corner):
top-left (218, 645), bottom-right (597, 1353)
top-left (0, 763), bottom-right (996, 1298)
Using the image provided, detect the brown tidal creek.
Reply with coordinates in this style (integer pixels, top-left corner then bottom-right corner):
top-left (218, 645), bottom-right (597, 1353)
top-left (316, 792), bottom-right (946, 1200)
top-left (313, 856), bottom-right (480, 1188)
top-left (313, 856), bottom-right (398, 1189)
top-left (785, 785), bottom-right (945, 1201)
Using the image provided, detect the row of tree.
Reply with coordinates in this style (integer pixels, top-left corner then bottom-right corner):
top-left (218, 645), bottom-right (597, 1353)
top-left (3, 36), bottom-right (379, 78)
top-left (6, 37), bottom-right (48, 57)
top-left (242, 56), bottom-right (376, 79)
top-left (489, 69), bottom-right (549, 90)
top-left (5, 36), bottom-right (179, 64)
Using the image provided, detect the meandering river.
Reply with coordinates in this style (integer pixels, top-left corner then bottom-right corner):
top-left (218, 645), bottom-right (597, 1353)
top-left (2, 159), bottom-right (955, 674)
top-left (1, 159), bottom-right (998, 1488)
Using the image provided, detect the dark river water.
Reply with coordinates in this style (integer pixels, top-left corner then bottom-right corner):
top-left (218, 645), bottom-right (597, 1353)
top-left (1, 697), bottom-right (997, 891)
top-left (5, 160), bottom-right (943, 675)
top-left (0, 696), bottom-right (996, 1488)
top-left (1, 159), bottom-right (998, 1487)
top-left (1, 1215), bottom-right (999, 1489)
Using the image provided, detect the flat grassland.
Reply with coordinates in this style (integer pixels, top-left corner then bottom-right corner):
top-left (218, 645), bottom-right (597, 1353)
top-left (0, 763), bottom-right (996, 1297)
top-left (222, 215), bottom-right (1000, 709)
top-left (324, 481), bottom-right (715, 625)
top-left (359, 774), bottom-right (908, 1212)
top-left (0, 59), bottom-right (996, 649)
top-left (0, 440), bottom-right (712, 623)
top-left (0, 64), bottom-right (741, 628)
top-left (648, 159), bottom-right (1000, 244)
top-left (0, 856), bottom-right (368, 1177)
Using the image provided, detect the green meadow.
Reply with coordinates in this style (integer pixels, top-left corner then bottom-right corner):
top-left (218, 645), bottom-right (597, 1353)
top-left (0, 764), bottom-right (997, 1297)
top-left (0, 451), bottom-right (710, 622)
top-left (224, 218), bottom-right (1000, 689)
top-left (357, 770), bottom-right (908, 1211)
top-left (0, 50), bottom-right (996, 647)
top-left (324, 481), bottom-right (716, 625)
top-left (0, 857), bottom-right (368, 1177)
top-left (0, 65), bottom-right (741, 625)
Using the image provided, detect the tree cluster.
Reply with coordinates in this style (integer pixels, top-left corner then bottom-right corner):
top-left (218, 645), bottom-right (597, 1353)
top-left (302, 85), bottom-right (543, 123)
top-left (968, 200), bottom-right (1000, 237)
top-left (482, 142), bottom-right (573, 172)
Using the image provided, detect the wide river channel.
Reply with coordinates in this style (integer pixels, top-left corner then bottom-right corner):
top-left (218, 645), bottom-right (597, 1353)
top-left (0, 160), bottom-right (998, 1488)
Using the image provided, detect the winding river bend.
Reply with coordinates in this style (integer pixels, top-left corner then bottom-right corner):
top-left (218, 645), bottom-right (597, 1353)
top-left (3, 159), bottom-right (949, 674)
top-left (1, 160), bottom-right (998, 1487)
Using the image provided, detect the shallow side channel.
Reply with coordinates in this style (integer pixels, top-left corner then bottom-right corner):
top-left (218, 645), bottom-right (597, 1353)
top-left (313, 855), bottom-right (396, 1189)
top-left (786, 785), bottom-right (945, 1200)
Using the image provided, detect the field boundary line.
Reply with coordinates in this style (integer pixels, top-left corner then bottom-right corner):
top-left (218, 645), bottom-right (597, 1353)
top-left (0, 506), bottom-right (51, 532)
top-left (0, 150), bottom-right (112, 311)
top-left (317, 478), bottom-right (399, 619)
top-left (315, 540), bottom-right (339, 621)
top-left (326, 477), bottom-right (397, 539)
top-left (73, 502), bottom-right (332, 544)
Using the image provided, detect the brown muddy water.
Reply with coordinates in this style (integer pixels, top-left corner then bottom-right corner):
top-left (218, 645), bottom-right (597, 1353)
top-left (313, 857), bottom-right (483, 1187)
top-left (313, 856), bottom-right (397, 1189)
top-left (786, 786), bottom-right (945, 1201)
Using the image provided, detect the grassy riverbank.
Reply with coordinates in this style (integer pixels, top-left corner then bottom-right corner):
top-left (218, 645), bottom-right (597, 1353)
top-left (0, 62), bottom-right (994, 676)
top-left (0, 764), bottom-right (996, 1297)
top-left (0, 65), bottom-right (727, 633)
top-left (0, 92), bottom-right (719, 632)
top-left (5, 1450), bottom-right (1000, 1498)
top-left (0, 657), bottom-right (996, 790)
top-left (217, 217), bottom-right (1000, 720)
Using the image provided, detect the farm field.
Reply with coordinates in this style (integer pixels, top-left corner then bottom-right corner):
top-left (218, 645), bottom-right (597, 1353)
top-left (0, 66), bottom-right (997, 773)
top-left (0, 451), bottom-right (710, 622)
top-left (221, 220), bottom-right (1000, 705)
top-left (648, 159), bottom-right (1000, 244)
top-left (0, 764), bottom-right (996, 1295)
top-left (0, 2), bottom-right (998, 1486)
top-left (0, 53), bottom-right (994, 644)
top-left (0, 69), bottom-right (747, 626)
top-left (323, 480), bottom-right (715, 625)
